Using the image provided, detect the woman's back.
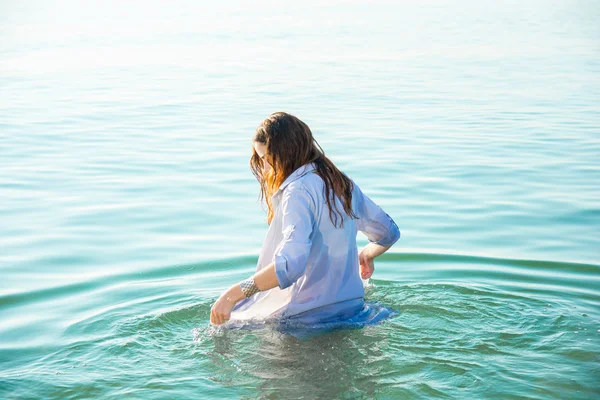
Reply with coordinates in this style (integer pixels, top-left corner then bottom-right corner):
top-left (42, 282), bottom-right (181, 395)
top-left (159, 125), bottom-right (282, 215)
top-left (230, 162), bottom-right (400, 323)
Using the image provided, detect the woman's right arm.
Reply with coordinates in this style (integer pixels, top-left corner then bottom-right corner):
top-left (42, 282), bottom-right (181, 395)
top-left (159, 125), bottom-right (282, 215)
top-left (353, 182), bottom-right (401, 279)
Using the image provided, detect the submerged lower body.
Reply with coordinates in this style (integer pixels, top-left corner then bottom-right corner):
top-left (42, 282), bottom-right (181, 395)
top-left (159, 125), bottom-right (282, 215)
top-left (226, 297), bottom-right (399, 340)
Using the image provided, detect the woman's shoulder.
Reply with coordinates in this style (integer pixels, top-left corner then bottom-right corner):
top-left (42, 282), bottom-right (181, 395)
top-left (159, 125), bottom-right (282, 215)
top-left (281, 172), bottom-right (323, 211)
top-left (288, 170), bottom-right (323, 195)
top-left (288, 170), bottom-right (360, 197)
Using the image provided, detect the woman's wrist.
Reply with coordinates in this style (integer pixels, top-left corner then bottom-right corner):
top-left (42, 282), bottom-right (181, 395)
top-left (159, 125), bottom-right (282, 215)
top-left (224, 283), bottom-right (246, 304)
top-left (360, 245), bottom-right (376, 261)
top-left (363, 243), bottom-right (390, 260)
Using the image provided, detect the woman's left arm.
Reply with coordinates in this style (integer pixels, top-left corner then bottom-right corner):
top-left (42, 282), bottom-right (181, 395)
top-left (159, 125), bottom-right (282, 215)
top-left (209, 262), bottom-right (279, 325)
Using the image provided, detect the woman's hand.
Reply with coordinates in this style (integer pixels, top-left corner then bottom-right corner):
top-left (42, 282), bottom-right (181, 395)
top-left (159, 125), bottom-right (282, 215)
top-left (208, 266), bottom-right (279, 325)
top-left (358, 249), bottom-right (375, 279)
top-left (359, 243), bottom-right (392, 280)
top-left (210, 283), bottom-right (247, 325)
top-left (210, 293), bottom-right (236, 325)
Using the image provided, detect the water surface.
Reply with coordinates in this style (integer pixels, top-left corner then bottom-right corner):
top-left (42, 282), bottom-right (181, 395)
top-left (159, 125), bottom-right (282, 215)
top-left (1, 0), bottom-right (599, 398)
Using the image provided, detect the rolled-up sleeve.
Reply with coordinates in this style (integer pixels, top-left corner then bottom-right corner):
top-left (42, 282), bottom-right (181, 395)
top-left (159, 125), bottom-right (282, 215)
top-left (273, 188), bottom-right (315, 289)
top-left (354, 183), bottom-right (401, 247)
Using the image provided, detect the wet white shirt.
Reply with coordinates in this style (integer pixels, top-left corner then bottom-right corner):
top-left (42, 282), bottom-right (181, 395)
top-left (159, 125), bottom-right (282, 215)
top-left (230, 162), bottom-right (401, 323)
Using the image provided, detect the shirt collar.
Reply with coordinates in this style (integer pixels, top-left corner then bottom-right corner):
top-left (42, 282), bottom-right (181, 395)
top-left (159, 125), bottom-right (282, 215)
top-left (273, 162), bottom-right (316, 197)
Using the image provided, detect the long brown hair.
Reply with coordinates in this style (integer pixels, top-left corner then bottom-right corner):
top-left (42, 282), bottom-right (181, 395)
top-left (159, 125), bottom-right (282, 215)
top-left (250, 112), bottom-right (357, 227)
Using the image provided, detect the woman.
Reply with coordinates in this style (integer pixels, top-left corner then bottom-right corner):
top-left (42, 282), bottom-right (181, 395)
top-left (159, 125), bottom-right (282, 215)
top-left (209, 112), bottom-right (401, 326)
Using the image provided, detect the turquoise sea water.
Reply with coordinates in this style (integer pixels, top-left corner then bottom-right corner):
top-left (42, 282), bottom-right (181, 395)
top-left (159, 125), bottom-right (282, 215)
top-left (1, 0), bottom-right (599, 398)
